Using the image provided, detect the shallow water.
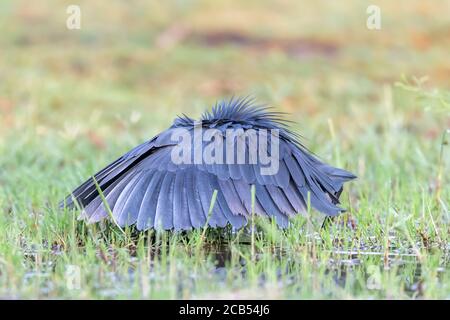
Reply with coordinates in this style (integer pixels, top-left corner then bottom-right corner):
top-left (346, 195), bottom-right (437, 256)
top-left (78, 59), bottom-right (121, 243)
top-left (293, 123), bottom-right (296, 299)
top-left (14, 234), bottom-right (449, 299)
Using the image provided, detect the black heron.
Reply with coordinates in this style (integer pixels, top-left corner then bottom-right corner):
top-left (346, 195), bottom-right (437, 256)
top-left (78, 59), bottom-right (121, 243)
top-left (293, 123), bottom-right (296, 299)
top-left (61, 98), bottom-right (356, 230)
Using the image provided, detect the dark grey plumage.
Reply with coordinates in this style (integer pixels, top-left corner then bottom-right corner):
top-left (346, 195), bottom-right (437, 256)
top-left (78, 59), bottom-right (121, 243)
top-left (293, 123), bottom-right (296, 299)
top-left (61, 98), bottom-right (356, 231)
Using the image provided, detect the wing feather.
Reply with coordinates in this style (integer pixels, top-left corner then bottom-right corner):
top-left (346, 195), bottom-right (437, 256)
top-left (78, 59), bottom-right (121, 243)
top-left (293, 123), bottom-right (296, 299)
top-left (173, 170), bottom-right (192, 230)
top-left (154, 172), bottom-right (175, 230)
top-left (117, 171), bottom-right (154, 226)
top-left (185, 168), bottom-right (207, 228)
top-left (136, 171), bottom-right (164, 230)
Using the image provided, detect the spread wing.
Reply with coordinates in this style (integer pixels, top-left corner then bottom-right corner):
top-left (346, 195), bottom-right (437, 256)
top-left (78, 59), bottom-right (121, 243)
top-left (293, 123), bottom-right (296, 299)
top-left (61, 125), bottom-right (355, 231)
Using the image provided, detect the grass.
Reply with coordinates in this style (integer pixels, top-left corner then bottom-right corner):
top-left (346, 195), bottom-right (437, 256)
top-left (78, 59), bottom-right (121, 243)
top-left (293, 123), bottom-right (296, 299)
top-left (0, 0), bottom-right (449, 299)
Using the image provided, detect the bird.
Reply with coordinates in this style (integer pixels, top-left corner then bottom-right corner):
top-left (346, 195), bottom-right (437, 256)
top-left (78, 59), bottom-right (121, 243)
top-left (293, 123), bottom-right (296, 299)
top-left (60, 97), bottom-right (356, 231)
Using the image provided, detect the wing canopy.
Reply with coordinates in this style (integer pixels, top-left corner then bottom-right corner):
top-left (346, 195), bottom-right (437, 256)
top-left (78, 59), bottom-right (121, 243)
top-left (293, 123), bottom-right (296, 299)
top-left (61, 99), bottom-right (356, 230)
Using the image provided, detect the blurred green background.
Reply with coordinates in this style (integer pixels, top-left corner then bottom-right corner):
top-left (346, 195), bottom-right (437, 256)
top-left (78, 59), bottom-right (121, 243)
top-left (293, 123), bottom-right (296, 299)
top-left (1, 0), bottom-right (448, 143)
